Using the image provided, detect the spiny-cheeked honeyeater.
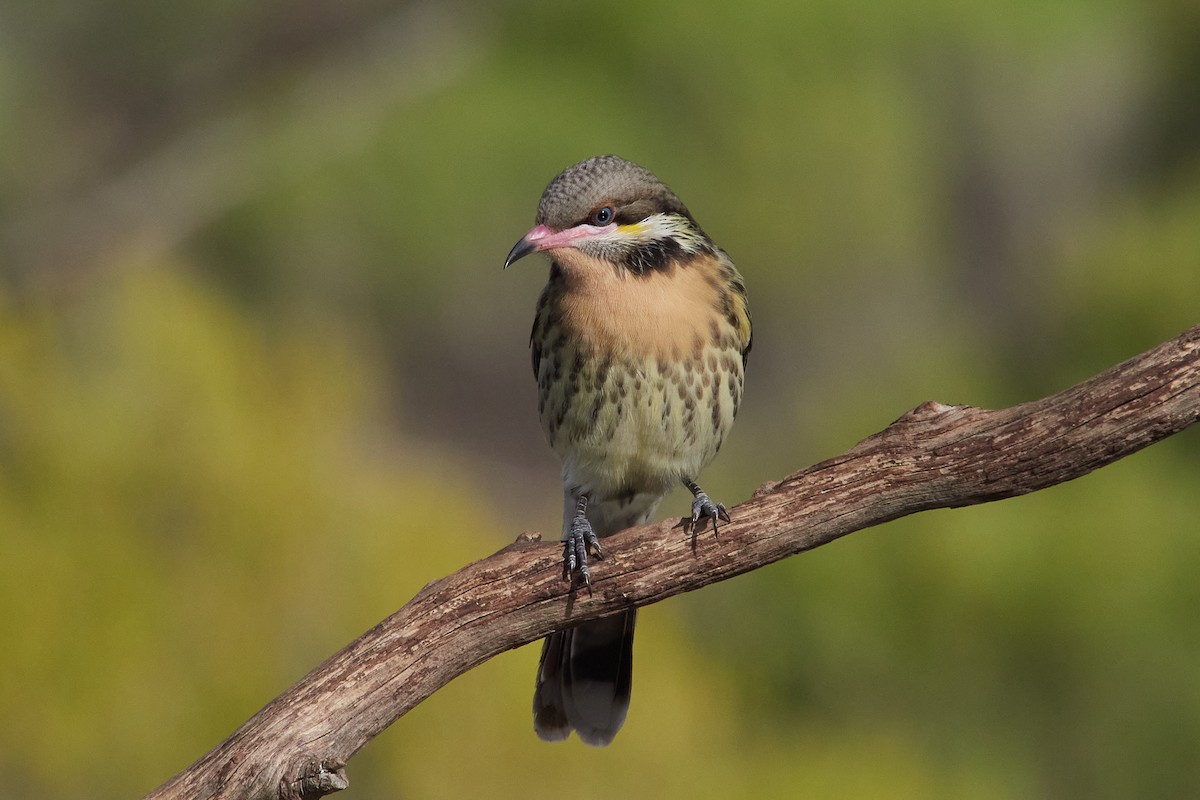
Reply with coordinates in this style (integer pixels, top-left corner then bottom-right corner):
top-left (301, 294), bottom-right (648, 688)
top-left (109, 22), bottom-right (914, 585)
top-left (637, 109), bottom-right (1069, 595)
top-left (504, 155), bottom-right (751, 746)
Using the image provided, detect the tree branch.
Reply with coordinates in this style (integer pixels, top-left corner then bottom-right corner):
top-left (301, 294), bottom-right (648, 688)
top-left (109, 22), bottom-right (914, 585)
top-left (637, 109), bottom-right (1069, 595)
top-left (145, 325), bottom-right (1200, 800)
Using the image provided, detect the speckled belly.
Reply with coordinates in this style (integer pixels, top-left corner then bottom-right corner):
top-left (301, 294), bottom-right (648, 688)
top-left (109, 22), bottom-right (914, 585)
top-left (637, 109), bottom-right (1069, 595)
top-left (537, 337), bottom-right (743, 500)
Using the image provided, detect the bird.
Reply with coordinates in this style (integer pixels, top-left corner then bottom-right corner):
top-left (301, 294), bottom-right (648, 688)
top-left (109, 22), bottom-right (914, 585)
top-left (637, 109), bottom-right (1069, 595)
top-left (504, 155), bottom-right (751, 746)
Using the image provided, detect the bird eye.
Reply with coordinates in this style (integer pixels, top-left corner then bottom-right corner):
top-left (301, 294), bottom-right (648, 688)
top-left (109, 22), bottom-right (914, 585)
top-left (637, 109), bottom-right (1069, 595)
top-left (592, 206), bottom-right (614, 225)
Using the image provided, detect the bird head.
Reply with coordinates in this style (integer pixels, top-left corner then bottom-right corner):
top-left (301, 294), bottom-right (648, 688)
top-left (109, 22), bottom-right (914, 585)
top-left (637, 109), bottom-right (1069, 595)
top-left (504, 155), bottom-right (711, 274)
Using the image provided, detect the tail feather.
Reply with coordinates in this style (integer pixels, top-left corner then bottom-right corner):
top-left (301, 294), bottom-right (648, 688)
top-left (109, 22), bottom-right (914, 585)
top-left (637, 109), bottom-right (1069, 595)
top-left (533, 610), bottom-right (636, 746)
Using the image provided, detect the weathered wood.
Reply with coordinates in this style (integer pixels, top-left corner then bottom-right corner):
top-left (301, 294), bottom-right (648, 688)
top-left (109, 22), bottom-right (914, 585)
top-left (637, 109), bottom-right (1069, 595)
top-left (146, 325), bottom-right (1200, 800)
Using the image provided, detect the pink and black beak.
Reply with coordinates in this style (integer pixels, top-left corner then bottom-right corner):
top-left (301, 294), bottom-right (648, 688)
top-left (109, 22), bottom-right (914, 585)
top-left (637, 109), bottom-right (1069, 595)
top-left (503, 222), bottom-right (617, 268)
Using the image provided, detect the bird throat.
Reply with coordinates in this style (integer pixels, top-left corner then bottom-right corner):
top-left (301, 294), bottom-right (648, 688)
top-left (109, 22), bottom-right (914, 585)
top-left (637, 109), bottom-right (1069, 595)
top-left (551, 250), bottom-right (724, 363)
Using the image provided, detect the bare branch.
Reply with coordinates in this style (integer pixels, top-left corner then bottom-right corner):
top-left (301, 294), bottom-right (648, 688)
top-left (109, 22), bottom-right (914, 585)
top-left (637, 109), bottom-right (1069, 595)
top-left (145, 325), bottom-right (1200, 800)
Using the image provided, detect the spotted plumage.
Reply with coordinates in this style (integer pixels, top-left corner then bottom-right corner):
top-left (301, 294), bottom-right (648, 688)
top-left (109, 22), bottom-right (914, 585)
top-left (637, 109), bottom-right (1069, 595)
top-left (505, 155), bottom-right (751, 746)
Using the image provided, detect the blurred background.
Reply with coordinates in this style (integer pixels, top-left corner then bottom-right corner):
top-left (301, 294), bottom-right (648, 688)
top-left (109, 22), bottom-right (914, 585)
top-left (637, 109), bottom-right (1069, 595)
top-left (1, 1), bottom-right (1198, 797)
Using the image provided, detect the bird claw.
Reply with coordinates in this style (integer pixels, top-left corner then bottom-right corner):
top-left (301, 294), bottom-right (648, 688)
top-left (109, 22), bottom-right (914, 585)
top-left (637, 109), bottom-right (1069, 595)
top-left (562, 514), bottom-right (603, 585)
top-left (689, 491), bottom-right (730, 534)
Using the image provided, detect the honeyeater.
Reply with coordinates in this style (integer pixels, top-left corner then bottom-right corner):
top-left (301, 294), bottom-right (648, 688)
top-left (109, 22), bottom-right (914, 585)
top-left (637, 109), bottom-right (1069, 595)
top-left (504, 155), bottom-right (751, 746)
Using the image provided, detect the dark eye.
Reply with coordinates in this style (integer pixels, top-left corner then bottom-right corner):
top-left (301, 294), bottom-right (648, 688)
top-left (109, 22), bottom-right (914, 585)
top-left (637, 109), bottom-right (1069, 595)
top-left (592, 206), bottom-right (614, 225)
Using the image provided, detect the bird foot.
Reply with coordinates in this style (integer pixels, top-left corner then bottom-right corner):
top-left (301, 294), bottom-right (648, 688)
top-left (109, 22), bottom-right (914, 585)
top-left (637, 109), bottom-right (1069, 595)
top-left (563, 514), bottom-right (603, 585)
top-left (689, 492), bottom-right (730, 534)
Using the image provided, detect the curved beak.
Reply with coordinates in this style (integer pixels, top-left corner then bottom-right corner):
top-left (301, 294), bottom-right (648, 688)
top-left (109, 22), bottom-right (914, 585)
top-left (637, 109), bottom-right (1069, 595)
top-left (503, 222), bottom-right (618, 268)
top-left (503, 229), bottom-right (541, 268)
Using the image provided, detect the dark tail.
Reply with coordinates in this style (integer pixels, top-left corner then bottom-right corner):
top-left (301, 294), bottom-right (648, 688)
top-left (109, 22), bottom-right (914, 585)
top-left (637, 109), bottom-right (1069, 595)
top-left (533, 610), bottom-right (636, 746)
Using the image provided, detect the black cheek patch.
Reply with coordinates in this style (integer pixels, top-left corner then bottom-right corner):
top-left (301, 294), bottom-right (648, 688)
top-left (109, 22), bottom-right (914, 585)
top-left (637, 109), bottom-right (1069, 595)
top-left (628, 238), bottom-right (685, 274)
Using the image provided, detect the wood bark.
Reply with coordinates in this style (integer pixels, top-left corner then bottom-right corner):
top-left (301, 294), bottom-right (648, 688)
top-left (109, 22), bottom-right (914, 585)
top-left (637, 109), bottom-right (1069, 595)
top-left (146, 325), bottom-right (1200, 800)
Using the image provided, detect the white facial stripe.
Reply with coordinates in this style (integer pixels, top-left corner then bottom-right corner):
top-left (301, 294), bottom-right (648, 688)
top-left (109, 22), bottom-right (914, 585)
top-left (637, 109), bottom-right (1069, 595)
top-left (615, 213), bottom-right (706, 252)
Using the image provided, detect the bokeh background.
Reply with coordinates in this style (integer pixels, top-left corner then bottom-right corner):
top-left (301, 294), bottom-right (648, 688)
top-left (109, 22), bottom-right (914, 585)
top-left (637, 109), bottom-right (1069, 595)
top-left (2, 1), bottom-right (1199, 797)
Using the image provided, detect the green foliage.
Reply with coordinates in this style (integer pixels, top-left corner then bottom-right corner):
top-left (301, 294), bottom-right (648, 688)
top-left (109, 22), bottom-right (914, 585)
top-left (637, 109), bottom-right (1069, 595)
top-left (0, 0), bottom-right (1198, 797)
